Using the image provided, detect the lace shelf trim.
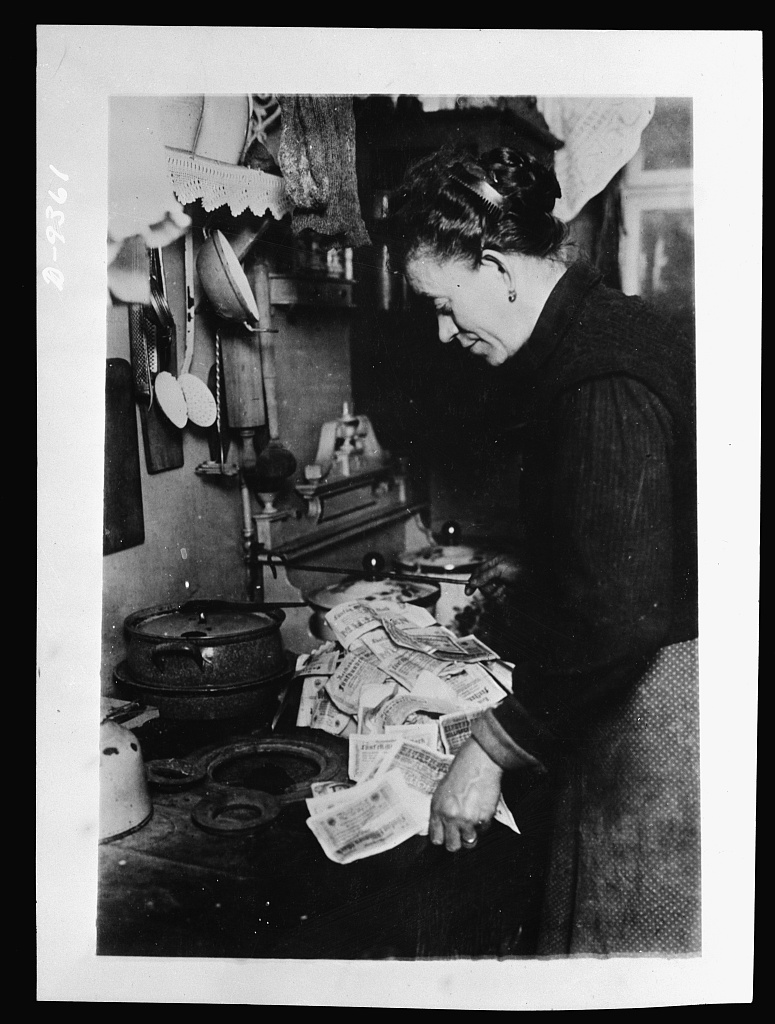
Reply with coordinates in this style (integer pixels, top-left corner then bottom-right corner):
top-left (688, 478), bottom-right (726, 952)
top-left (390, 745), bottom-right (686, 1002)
top-left (167, 151), bottom-right (293, 220)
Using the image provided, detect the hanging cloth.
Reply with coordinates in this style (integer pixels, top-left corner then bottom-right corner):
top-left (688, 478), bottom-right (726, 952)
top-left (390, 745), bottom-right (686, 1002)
top-left (277, 95), bottom-right (371, 248)
top-left (536, 97), bottom-right (655, 222)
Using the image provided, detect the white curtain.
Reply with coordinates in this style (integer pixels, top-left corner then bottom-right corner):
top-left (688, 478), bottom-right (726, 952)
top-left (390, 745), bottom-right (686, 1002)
top-left (536, 97), bottom-right (655, 221)
top-left (108, 96), bottom-right (191, 303)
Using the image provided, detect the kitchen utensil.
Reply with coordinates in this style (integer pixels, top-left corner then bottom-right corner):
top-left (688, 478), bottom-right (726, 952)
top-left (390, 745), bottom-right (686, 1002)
top-left (197, 225), bottom-right (274, 477)
top-left (217, 321), bottom-right (267, 435)
top-left (179, 374), bottom-right (216, 427)
top-left (195, 334), bottom-right (239, 476)
top-left (177, 230), bottom-right (217, 427)
top-left (138, 390), bottom-right (186, 473)
top-left (196, 229), bottom-right (260, 326)
top-left (271, 682), bottom-right (293, 731)
top-left (126, 277), bottom-right (184, 474)
top-left (103, 359), bottom-right (145, 555)
top-left (127, 304), bottom-right (153, 405)
top-left (147, 248), bottom-right (175, 357)
top-left (149, 247), bottom-right (191, 429)
top-left (124, 599), bottom-right (288, 690)
top-left (99, 720), bottom-right (153, 843)
top-left (153, 370), bottom-right (188, 428)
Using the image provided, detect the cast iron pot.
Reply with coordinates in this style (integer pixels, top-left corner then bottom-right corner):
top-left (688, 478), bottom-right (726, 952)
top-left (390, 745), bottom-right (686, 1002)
top-left (124, 599), bottom-right (287, 690)
top-left (113, 654), bottom-right (294, 721)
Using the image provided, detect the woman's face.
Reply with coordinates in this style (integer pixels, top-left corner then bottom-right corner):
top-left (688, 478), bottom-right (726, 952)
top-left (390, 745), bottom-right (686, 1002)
top-left (404, 250), bottom-right (529, 367)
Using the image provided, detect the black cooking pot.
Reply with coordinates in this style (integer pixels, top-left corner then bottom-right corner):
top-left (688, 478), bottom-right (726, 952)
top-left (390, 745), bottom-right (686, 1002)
top-left (113, 655), bottom-right (293, 721)
top-left (124, 599), bottom-right (287, 690)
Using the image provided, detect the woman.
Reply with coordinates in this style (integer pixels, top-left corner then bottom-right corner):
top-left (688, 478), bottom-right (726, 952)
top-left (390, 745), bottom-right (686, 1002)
top-left (390, 146), bottom-right (700, 956)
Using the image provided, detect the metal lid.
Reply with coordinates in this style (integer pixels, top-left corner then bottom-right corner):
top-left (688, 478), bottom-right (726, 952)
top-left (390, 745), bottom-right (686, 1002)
top-left (125, 602), bottom-right (281, 641)
top-left (395, 544), bottom-right (490, 575)
top-left (308, 576), bottom-right (439, 611)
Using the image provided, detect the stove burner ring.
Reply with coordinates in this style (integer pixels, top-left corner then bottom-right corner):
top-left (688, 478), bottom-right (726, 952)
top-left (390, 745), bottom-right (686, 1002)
top-left (204, 737), bottom-right (332, 795)
top-left (192, 788), bottom-right (281, 834)
top-left (146, 733), bottom-right (347, 835)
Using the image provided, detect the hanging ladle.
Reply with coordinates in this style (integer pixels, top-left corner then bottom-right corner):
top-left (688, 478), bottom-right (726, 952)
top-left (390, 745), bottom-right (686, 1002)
top-left (177, 230), bottom-right (217, 427)
top-left (151, 241), bottom-right (218, 429)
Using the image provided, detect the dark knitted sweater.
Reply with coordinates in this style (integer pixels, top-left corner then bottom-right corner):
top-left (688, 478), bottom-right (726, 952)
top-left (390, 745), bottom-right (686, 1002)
top-left (471, 260), bottom-right (698, 769)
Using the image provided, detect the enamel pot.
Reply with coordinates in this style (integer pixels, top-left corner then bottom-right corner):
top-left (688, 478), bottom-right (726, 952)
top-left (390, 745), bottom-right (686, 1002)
top-left (113, 655), bottom-right (294, 722)
top-left (124, 599), bottom-right (287, 690)
top-left (305, 576), bottom-right (441, 642)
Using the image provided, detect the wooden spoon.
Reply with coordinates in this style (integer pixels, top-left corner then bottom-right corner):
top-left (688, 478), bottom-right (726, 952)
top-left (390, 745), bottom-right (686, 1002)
top-left (178, 231), bottom-right (216, 427)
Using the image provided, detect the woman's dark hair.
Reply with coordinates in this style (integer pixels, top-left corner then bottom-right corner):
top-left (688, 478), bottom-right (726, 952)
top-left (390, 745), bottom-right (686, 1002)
top-left (388, 145), bottom-right (568, 269)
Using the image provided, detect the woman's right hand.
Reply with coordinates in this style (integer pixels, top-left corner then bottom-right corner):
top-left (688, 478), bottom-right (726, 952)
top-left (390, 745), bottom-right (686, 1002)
top-left (429, 737), bottom-right (503, 851)
top-left (465, 554), bottom-right (523, 598)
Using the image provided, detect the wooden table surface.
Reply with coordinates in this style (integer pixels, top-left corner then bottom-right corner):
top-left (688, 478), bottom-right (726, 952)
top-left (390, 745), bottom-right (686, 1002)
top-left (98, 701), bottom-right (553, 960)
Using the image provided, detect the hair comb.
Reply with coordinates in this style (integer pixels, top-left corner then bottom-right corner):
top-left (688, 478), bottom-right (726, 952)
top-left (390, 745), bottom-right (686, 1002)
top-left (448, 170), bottom-right (506, 216)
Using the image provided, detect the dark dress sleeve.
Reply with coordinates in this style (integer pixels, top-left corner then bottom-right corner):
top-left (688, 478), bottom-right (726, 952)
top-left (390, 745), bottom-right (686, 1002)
top-left (471, 375), bottom-right (677, 771)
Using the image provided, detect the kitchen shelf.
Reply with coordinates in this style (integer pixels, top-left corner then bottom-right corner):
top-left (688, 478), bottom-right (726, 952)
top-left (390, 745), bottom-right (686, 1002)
top-left (269, 274), bottom-right (357, 308)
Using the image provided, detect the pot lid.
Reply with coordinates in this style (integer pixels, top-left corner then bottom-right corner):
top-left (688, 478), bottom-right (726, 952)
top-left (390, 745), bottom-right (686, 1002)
top-left (307, 576), bottom-right (439, 611)
top-left (395, 544), bottom-right (490, 574)
top-left (126, 602), bottom-right (280, 641)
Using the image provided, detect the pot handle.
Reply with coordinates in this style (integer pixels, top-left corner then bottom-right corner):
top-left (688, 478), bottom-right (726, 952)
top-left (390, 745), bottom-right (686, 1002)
top-left (151, 641), bottom-right (205, 672)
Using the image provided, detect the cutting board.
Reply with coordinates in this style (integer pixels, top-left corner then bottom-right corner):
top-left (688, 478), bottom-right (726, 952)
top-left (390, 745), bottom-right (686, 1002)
top-left (140, 393), bottom-right (185, 474)
top-left (104, 358), bottom-right (145, 555)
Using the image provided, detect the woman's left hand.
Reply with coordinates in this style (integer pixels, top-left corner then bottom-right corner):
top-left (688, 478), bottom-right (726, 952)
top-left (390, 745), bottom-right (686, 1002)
top-left (429, 737), bottom-right (504, 851)
top-left (464, 554), bottom-right (523, 599)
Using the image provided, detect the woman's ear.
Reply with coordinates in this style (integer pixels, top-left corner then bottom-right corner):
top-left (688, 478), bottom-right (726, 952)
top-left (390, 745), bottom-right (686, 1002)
top-left (481, 249), bottom-right (516, 296)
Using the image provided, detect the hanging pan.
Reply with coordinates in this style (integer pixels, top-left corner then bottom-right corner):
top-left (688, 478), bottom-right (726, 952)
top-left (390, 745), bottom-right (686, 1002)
top-left (196, 228), bottom-right (260, 327)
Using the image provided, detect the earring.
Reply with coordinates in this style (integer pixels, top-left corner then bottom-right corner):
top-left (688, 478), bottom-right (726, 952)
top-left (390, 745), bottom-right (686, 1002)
top-left (508, 288), bottom-right (517, 303)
